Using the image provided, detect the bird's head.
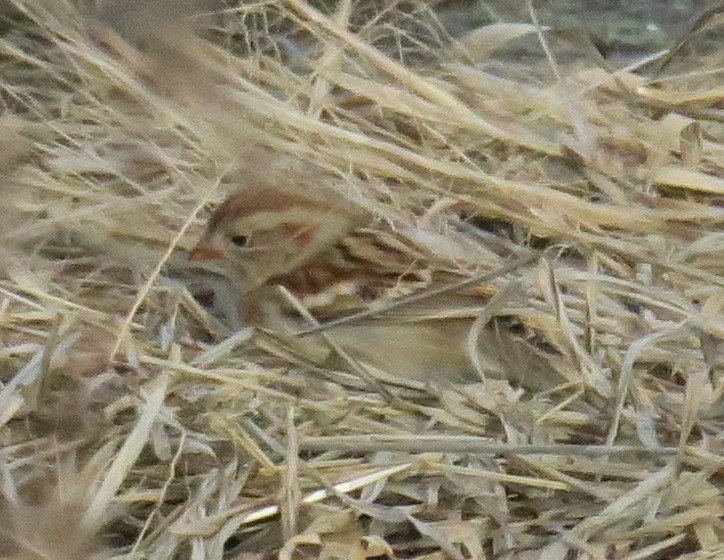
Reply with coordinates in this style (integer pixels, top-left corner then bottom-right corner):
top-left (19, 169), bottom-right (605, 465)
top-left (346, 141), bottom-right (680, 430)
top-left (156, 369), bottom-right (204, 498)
top-left (189, 186), bottom-right (359, 287)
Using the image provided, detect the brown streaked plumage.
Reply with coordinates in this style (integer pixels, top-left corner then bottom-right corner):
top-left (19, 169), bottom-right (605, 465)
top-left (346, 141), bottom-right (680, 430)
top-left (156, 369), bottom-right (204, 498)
top-left (191, 185), bottom-right (363, 293)
top-left (190, 186), bottom-right (559, 386)
top-left (205, 187), bottom-right (320, 233)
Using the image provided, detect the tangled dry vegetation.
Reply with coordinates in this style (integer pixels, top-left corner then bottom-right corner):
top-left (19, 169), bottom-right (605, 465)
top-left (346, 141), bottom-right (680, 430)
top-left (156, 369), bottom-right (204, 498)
top-left (0, 1), bottom-right (723, 559)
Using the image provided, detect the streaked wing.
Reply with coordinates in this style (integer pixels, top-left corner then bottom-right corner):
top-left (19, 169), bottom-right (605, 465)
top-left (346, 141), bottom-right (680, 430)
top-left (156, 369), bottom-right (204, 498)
top-left (270, 225), bottom-right (503, 324)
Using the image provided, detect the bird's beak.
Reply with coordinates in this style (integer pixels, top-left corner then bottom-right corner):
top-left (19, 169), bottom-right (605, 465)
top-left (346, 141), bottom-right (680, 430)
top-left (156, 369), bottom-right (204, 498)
top-left (189, 242), bottom-right (224, 262)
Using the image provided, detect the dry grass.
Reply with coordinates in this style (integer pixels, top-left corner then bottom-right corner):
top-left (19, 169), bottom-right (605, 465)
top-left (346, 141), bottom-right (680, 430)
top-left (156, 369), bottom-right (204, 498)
top-left (0, 1), bottom-right (722, 559)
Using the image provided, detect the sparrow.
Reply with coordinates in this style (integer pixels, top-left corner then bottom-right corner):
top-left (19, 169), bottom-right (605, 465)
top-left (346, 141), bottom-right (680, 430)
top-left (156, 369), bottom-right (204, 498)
top-left (189, 184), bottom-right (558, 387)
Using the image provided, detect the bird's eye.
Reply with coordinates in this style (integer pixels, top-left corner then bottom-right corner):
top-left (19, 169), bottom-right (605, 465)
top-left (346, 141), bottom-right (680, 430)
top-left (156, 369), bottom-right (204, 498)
top-left (230, 235), bottom-right (250, 247)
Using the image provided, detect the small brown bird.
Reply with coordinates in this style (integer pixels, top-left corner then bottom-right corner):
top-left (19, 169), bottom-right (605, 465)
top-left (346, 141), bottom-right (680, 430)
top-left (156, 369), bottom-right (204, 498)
top-left (189, 185), bottom-right (556, 387)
